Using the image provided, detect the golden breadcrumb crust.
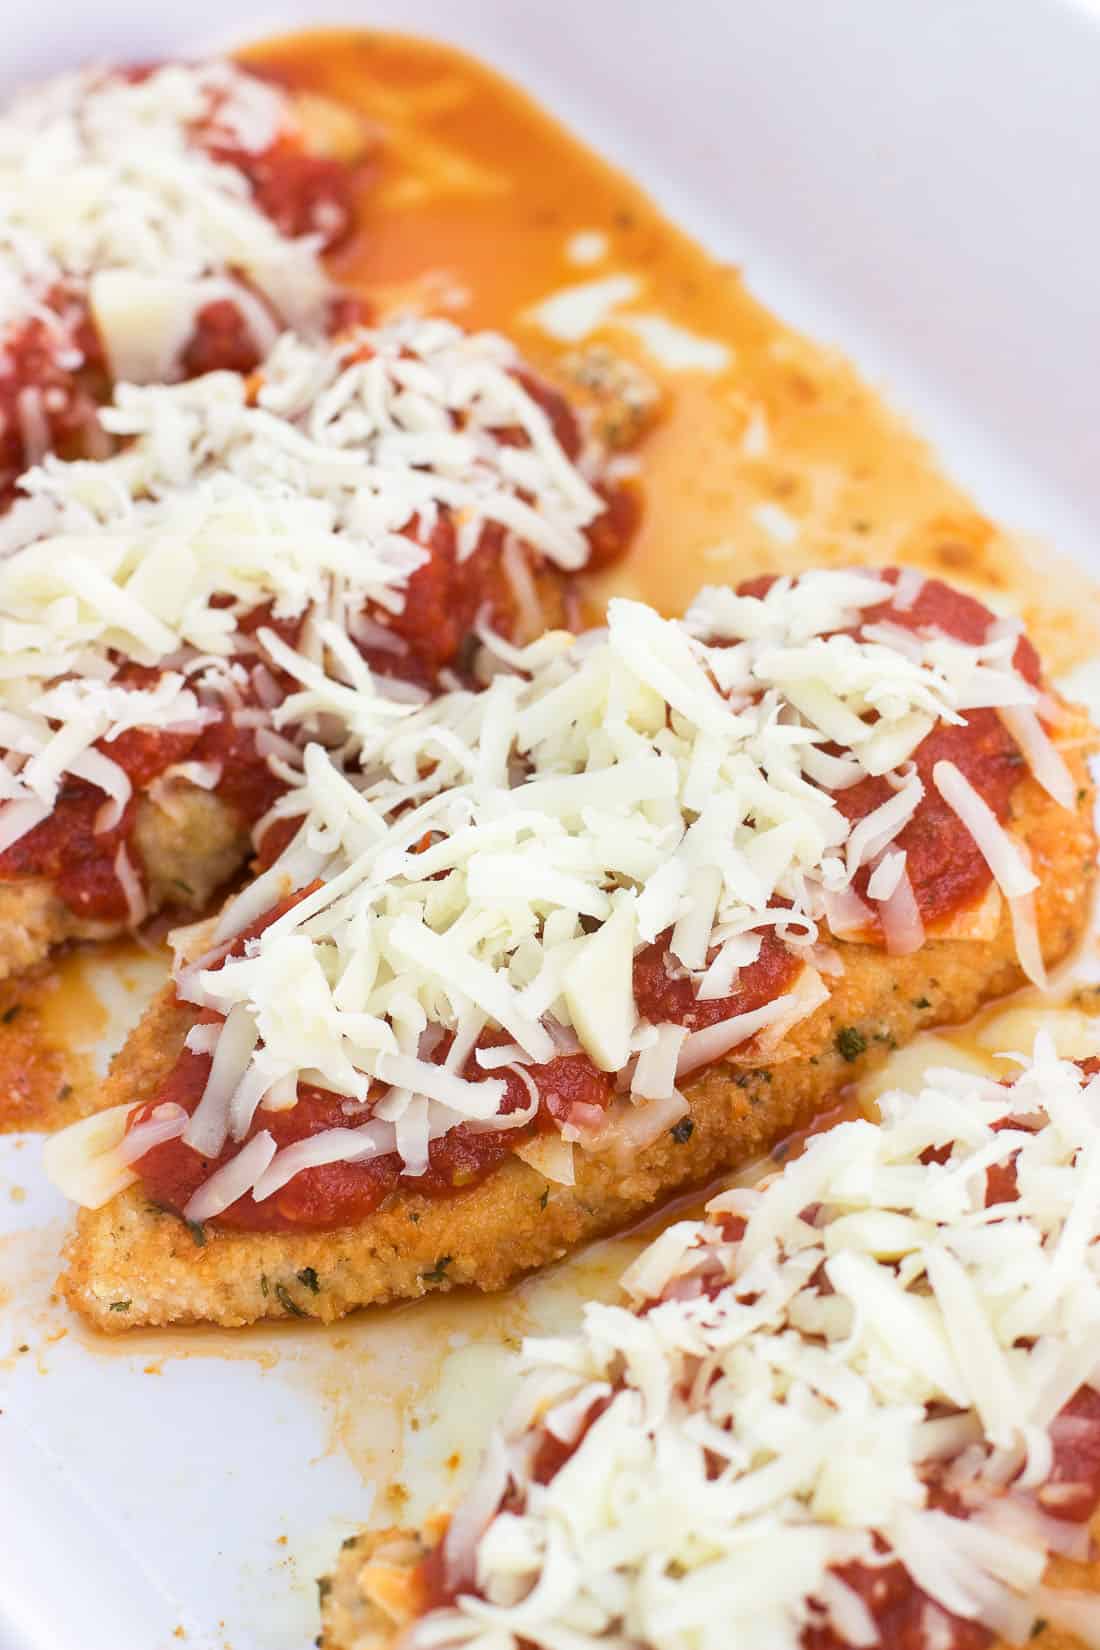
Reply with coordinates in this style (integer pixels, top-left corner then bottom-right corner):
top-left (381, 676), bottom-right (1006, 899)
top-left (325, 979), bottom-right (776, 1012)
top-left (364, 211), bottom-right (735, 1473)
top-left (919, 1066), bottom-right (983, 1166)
top-left (0, 784), bottom-right (249, 983)
top-left (59, 722), bottom-right (1096, 1333)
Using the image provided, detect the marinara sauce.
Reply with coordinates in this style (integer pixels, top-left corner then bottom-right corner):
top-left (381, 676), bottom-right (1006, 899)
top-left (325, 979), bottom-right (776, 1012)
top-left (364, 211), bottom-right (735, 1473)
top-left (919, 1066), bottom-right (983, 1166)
top-left (735, 569), bottom-right (1041, 932)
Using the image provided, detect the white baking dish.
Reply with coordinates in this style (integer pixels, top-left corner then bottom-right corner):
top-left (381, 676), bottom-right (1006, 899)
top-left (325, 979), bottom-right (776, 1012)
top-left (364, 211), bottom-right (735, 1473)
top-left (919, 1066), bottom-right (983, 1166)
top-left (1, 5), bottom-right (1099, 1648)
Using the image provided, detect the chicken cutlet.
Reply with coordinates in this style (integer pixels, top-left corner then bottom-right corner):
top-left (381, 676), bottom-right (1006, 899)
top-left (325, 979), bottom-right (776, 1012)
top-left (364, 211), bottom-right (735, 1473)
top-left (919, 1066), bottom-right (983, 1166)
top-left (51, 568), bottom-right (1097, 1329)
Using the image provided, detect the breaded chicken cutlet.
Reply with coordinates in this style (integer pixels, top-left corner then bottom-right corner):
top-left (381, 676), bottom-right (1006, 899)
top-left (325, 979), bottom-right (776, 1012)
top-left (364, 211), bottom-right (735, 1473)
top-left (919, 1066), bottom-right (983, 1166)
top-left (50, 568), bottom-right (1097, 1331)
top-left (317, 1051), bottom-right (1100, 1650)
top-left (324, 1527), bottom-right (1100, 1650)
top-left (0, 55), bottom-right (373, 498)
top-left (0, 317), bottom-right (634, 984)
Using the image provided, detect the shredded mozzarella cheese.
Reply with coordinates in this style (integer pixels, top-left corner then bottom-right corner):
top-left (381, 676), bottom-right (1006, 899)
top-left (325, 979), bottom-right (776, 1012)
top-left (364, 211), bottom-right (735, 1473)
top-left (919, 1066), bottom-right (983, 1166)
top-left (0, 60), bottom-right (332, 370)
top-left (410, 1042), bottom-right (1100, 1650)
top-left (162, 570), bottom-right (1058, 1202)
top-left (0, 319), bottom-right (606, 856)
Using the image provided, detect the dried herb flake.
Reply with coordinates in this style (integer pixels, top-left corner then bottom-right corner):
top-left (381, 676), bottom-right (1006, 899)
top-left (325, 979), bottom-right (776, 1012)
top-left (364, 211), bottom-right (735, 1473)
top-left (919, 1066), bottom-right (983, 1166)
top-left (275, 1283), bottom-right (307, 1318)
top-left (835, 1026), bottom-right (868, 1063)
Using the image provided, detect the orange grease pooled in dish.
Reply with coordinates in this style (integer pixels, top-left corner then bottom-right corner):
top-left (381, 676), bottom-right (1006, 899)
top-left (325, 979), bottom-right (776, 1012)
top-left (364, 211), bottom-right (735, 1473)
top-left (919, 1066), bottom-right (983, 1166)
top-left (0, 960), bottom-right (102, 1134)
top-left (246, 28), bottom-right (1100, 671)
top-left (0, 936), bottom-right (168, 1133)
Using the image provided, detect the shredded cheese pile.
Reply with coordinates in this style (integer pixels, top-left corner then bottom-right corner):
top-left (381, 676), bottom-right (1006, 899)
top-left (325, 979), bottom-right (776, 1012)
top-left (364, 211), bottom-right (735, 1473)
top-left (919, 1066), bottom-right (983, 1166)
top-left (410, 1043), bottom-right (1100, 1650)
top-left (0, 319), bottom-right (606, 859)
top-left (0, 59), bottom-right (331, 389)
top-left (165, 570), bottom-right (1064, 1218)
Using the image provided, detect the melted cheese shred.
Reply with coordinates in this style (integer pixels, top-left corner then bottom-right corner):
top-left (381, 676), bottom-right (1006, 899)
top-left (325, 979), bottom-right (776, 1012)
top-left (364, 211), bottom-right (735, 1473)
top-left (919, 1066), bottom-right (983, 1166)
top-left (0, 318), bottom-right (605, 835)
top-left (0, 59), bottom-right (333, 378)
top-left (410, 1043), bottom-right (1100, 1650)
top-left (160, 569), bottom-right (1054, 1206)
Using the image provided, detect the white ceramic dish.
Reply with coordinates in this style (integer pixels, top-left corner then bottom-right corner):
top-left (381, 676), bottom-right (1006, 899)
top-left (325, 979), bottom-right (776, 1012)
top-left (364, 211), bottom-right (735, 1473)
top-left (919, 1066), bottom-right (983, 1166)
top-left (2, 5), bottom-right (1099, 1648)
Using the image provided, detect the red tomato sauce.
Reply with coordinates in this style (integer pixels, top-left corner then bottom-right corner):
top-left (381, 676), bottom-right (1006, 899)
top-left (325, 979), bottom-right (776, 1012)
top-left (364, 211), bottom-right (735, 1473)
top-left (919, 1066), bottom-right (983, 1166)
top-left (0, 660), bottom-right (279, 922)
top-left (0, 280), bottom-right (286, 501)
top-left (127, 920), bottom-right (788, 1231)
top-left (128, 1027), bottom-right (613, 1231)
top-left (0, 783), bottom-right (139, 922)
top-left (0, 294), bottom-right (108, 502)
top-left (633, 927), bottom-right (800, 1032)
top-left (809, 1379), bottom-right (1100, 1650)
top-left (435, 1399), bottom-right (1100, 1650)
top-left (736, 569), bottom-right (1041, 932)
top-left (416, 1422), bottom-right (1100, 1650)
top-left (417, 1286), bottom-right (1100, 1646)
top-left (417, 1389), bottom-right (1097, 1650)
top-left (129, 876), bottom-right (618, 1228)
top-left (178, 108), bottom-right (369, 375)
top-left (135, 52), bottom-right (365, 251)
top-left (124, 569), bottom-right (1043, 1227)
top-left (128, 868), bottom-right (795, 1230)
top-left (414, 1055), bottom-right (1100, 1643)
top-left (205, 133), bottom-right (359, 249)
top-left (1042, 1381), bottom-right (1100, 1522)
top-left (805, 1552), bottom-right (992, 1650)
